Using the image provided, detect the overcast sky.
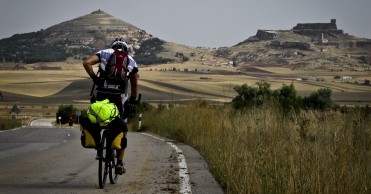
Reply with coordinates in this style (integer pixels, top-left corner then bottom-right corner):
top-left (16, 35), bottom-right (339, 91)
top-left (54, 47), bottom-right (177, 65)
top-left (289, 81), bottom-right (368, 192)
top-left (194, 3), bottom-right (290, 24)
top-left (1, 0), bottom-right (370, 48)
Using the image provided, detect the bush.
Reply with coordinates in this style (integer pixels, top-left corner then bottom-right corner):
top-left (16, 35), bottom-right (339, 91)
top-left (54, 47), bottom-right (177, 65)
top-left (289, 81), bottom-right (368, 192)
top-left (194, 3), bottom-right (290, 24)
top-left (274, 83), bottom-right (302, 113)
top-left (56, 104), bottom-right (77, 124)
top-left (303, 88), bottom-right (334, 111)
top-left (232, 81), bottom-right (273, 109)
top-left (0, 117), bottom-right (22, 131)
top-left (232, 82), bottom-right (335, 112)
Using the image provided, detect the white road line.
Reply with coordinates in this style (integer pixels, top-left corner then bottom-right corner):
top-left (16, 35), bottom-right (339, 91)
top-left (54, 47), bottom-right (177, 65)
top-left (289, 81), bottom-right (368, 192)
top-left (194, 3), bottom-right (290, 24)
top-left (141, 132), bottom-right (192, 194)
top-left (0, 127), bottom-right (21, 133)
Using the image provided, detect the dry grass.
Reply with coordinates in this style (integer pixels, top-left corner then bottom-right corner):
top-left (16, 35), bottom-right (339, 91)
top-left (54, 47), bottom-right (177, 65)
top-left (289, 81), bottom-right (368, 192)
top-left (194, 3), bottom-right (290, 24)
top-left (142, 103), bottom-right (371, 193)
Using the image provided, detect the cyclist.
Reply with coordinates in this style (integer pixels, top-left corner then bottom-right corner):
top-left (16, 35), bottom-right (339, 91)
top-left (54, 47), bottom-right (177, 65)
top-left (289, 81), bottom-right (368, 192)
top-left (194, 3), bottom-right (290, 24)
top-left (83, 38), bottom-right (139, 175)
top-left (68, 115), bottom-right (73, 128)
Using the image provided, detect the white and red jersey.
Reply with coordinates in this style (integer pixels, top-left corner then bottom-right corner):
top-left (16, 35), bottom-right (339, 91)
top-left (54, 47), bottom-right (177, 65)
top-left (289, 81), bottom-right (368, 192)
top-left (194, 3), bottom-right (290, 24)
top-left (95, 48), bottom-right (137, 74)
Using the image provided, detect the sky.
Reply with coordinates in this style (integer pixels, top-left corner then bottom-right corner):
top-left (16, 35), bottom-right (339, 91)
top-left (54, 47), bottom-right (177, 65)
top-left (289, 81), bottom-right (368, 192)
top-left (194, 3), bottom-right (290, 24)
top-left (0, 0), bottom-right (371, 48)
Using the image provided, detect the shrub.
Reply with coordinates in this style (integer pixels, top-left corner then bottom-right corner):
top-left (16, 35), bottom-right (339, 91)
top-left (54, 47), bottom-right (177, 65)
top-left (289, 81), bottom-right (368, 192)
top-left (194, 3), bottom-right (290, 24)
top-left (233, 82), bottom-right (335, 112)
top-left (274, 83), bottom-right (302, 113)
top-left (56, 104), bottom-right (77, 124)
top-left (0, 117), bottom-right (22, 131)
top-left (232, 81), bottom-right (273, 109)
top-left (303, 88), bottom-right (334, 111)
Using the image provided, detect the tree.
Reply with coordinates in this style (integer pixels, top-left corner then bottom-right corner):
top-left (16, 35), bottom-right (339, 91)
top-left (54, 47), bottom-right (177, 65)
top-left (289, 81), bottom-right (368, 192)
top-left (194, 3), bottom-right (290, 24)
top-left (274, 83), bottom-right (302, 113)
top-left (56, 104), bottom-right (77, 124)
top-left (303, 88), bottom-right (334, 111)
top-left (232, 81), bottom-right (273, 109)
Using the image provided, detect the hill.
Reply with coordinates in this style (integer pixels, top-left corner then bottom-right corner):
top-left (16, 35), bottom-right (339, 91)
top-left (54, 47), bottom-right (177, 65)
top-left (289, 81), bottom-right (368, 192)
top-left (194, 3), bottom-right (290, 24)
top-left (0, 10), bottom-right (219, 69)
top-left (216, 19), bottom-right (371, 72)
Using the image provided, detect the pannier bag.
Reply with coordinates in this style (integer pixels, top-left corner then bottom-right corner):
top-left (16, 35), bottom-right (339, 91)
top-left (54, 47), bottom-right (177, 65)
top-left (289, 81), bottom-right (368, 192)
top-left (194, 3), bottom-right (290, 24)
top-left (111, 132), bottom-right (124, 149)
top-left (80, 117), bottom-right (101, 149)
top-left (108, 117), bottom-right (128, 150)
top-left (81, 128), bottom-right (96, 148)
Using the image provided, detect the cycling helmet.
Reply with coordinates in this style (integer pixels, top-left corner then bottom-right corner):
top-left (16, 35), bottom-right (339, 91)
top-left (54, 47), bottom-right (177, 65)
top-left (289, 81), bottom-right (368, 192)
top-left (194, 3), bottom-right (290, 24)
top-left (111, 38), bottom-right (128, 52)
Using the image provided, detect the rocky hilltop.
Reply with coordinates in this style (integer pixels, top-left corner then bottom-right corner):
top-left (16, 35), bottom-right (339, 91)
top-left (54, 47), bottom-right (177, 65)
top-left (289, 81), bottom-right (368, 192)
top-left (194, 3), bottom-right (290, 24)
top-left (42, 9), bottom-right (147, 49)
top-left (216, 19), bottom-right (371, 72)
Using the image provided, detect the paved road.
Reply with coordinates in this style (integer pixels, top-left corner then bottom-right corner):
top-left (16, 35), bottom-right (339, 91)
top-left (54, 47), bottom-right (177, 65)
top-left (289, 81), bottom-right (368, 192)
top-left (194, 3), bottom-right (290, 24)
top-left (29, 118), bottom-right (54, 127)
top-left (0, 119), bottom-right (223, 193)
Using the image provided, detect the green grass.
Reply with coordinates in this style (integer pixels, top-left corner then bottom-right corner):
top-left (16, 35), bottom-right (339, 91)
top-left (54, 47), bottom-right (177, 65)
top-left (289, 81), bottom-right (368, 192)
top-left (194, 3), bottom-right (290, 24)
top-left (140, 102), bottom-right (371, 193)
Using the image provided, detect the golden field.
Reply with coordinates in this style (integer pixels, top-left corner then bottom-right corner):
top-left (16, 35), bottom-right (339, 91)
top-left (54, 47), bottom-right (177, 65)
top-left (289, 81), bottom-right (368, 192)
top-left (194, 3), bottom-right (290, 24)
top-left (0, 61), bottom-right (370, 118)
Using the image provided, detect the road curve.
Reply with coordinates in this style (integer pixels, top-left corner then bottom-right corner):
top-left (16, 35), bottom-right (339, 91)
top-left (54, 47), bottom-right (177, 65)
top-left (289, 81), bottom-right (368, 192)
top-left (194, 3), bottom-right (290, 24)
top-left (0, 120), bottom-right (224, 193)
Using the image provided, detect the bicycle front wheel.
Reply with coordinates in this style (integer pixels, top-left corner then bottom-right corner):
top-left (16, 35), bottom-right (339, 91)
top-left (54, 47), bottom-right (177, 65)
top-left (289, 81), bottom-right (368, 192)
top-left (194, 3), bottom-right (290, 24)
top-left (98, 131), bottom-right (108, 188)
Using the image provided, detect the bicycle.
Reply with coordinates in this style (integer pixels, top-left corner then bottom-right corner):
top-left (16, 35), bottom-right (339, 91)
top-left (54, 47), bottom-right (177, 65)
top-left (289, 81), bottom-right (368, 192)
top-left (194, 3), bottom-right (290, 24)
top-left (96, 94), bottom-right (141, 189)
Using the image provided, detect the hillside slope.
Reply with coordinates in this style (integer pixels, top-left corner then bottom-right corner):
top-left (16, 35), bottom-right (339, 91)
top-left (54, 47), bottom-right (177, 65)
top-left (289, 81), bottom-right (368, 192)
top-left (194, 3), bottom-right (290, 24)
top-left (215, 21), bottom-right (371, 72)
top-left (0, 10), bottom-right (203, 67)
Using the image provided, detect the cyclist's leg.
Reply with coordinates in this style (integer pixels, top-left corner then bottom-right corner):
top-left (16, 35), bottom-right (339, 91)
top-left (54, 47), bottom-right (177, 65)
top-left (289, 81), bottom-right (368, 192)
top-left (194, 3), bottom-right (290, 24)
top-left (116, 119), bottom-right (128, 162)
top-left (116, 137), bottom-right (126, 174)
top-left (110, 117), bottom-right (127, 174)
top-left (117, 132), bottom-right (127, 160)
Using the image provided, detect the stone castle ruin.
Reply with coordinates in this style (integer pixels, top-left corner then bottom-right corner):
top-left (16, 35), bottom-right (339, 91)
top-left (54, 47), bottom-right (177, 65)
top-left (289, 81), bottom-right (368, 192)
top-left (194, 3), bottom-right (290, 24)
top-left (253, 19), bottom-right (344, 41)
top-left (293, 19), bottom-right (343, 36)
top-left (246, 19), bottom-right (370, 49)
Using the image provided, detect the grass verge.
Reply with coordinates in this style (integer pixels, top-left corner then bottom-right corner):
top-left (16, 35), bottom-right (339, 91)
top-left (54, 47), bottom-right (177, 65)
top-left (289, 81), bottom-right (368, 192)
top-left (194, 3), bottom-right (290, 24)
top-left (0, 117), bottom-right (22, 131)
top-left (140, 102), bottom-right (370, 193)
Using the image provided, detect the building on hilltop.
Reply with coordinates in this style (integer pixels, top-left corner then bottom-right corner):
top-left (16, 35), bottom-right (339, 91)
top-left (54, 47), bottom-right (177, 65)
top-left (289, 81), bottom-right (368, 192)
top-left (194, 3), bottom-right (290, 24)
top-left (293, 19), bottom-right (343, 36)
top-left (255, 30), bottom-right (279, 40)
top-left (294, 19), bottom-right (337, 30)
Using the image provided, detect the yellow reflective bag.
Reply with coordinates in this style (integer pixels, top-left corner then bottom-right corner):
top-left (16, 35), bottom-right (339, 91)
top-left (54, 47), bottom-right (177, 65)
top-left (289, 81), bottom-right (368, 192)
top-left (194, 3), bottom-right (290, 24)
top-left (87, 99), bottom-right (119, 126)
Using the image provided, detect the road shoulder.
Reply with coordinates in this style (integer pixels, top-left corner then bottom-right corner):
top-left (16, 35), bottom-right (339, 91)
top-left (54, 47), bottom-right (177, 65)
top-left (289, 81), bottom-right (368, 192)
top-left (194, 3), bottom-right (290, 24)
top-left (140, 133), bottom-right (224, 194)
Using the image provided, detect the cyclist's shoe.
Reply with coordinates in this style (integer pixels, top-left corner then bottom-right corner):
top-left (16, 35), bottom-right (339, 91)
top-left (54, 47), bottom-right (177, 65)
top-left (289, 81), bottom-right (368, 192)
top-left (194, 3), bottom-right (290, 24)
top-left (115, 162), bottom-right (126, 175)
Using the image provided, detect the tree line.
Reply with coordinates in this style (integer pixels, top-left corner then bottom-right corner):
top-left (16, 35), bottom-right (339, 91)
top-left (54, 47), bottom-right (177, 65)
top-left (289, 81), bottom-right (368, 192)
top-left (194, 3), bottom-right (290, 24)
top-left (232, 81), bottom-right (370, 114)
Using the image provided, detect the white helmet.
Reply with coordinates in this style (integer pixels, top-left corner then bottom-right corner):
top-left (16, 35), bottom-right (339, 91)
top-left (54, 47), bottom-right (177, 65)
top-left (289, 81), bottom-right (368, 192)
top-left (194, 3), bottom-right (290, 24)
top-left (111, 38), bottom-right (128, 52)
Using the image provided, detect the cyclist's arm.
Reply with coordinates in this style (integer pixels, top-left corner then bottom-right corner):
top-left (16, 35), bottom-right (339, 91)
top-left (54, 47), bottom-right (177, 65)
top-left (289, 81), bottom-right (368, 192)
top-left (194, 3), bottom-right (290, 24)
top-left (130, 71), bottom-right (138, 99)
top-left (83, 54), bottom-right (100, 79)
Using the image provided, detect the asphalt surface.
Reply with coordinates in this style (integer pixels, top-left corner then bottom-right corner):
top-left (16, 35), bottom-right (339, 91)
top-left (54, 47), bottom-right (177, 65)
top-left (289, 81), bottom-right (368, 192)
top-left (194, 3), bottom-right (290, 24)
top-left (0, 119), bottom-right (224, 194)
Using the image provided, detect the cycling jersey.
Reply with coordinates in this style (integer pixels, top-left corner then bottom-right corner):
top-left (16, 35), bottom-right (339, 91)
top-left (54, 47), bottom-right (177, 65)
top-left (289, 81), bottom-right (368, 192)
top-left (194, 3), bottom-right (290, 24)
top-left (95, 48), bottom-right (138, 79)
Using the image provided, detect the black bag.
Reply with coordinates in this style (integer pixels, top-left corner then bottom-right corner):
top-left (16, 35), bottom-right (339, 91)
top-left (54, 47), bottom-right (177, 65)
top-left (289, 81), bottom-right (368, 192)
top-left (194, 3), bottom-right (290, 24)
top-left (80, 117), bottom-right (101, 149)
top-left (107, 118), bottom-right (128, 149)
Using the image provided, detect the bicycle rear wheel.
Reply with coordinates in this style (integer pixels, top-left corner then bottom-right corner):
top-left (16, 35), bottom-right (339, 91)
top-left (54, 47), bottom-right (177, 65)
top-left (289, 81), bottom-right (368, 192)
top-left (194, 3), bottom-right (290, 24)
top-left (98, 131), bottom-right (109, 188)
top-left (109, 149), bottom-right (119, 184)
